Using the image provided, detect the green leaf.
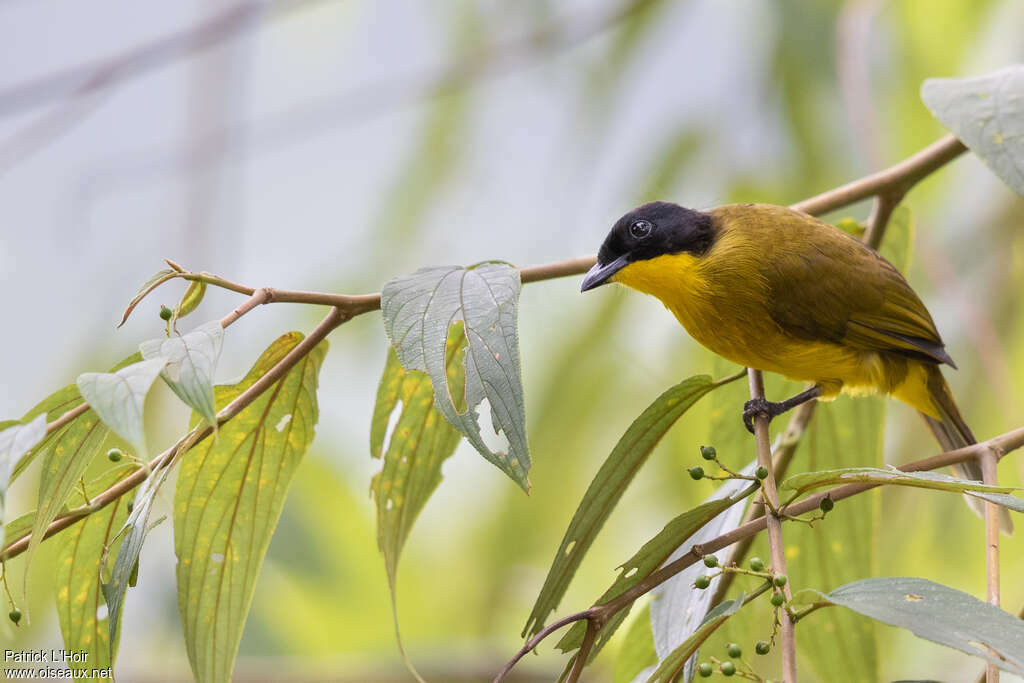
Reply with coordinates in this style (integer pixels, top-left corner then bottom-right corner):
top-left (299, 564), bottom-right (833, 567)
top-left (965, 491), bottom-right (1024, 513)
top-left (787, 398), bottom-right (885, 683)
top-left (522, 374), bottom-right (735, 640)
top-left (381, 263), bottom-right (530, 489)
top-left (817, 577), bottom-right (1024, 676)
top-left (557, 489), bottom-right (754, 657)
top-left (117, 268), bottom-right (181, 327)
top-left (101, 463), bottom-right (171, 660)
top-left (645, 595), bottom-right (744, 683)
top-left (0, 415), bottom-right (47, 542)
top-left (77, 358), bottom-right (168, 457)
top-left (614, 603), bottom-right (657, 683)
top-left (140, 320), bottom-right (224, 428)
top-left (175, 332), bottom-right (327, 683)
top-left (781, 466), bottom-right (1016, 497)
top-left (922, 65), bottom-right (1024, 195)
top-left (371, 331), bottom-right (464, 586)
top-left (878, 205), bottom-right (914, 273)
top-left (56, 464), bottom-right (135, 680)
top-left (173, 279), bottom-right (207, 324)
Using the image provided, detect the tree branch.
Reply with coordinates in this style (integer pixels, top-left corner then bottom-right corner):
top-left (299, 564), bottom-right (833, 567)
top-left (981, 447), bottom-right (1002, 683)
top-left (747, 369), bottom-right (797, 682)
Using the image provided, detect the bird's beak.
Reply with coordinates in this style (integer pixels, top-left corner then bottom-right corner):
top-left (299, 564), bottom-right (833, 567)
top-left (581, 255), bottom-right (629, 292)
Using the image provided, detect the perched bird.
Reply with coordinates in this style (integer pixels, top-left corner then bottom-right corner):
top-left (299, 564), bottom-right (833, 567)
top-left (581, 201), bottom-right (1008, 530)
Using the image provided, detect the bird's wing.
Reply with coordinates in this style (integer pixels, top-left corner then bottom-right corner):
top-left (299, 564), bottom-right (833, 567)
top-left (757, 209), bottom-right (952, 366)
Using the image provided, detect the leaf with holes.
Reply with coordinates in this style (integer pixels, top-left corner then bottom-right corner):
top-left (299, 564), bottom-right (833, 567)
top-left (557, 486), bottom-right (755, 659)
top-left (140, 320), bottom-right (224, 428)
top-left (0, 415), bottom-right (47, 543)
top-left (371, 329), bottom-right (464, 588)
top-left (816, 577), bottom-right (1024, 676)
top-left (645, 595), bottom-right (744, 683)
top-left (781, 467), bottom-right (1016, 497)
top-left (57, 464), bottom-right (135, 678)
top-left (175, 332), bottom-right (326, 683)
top-left (381, 263), bottom-right (529, 489)
top-left (77, 358), bottom-right (168, 457)
top-left (922, 65), bottom-right (1024, 195)
top-left (523, 373), bottom-right (739, 640)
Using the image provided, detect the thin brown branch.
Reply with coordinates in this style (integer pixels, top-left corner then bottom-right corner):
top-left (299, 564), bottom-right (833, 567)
top-left (566, 622), bottom-right (599, 683)
top-left (864, 191), bottom-right (903, 250)
top-left (981, 448), bottom-right (1001, 683)
top-left (495, 422), bottom-right (1024, 680)
top-left (747, 369), bottom-right (797, 683)
top-left (1, 307), bottom-right (346, 562)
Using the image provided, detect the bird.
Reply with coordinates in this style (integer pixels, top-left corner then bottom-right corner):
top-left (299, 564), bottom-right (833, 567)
top-left (581, 201), bottom-right (1009, 531)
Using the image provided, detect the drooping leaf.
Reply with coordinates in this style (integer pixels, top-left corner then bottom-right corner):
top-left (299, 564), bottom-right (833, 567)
top-left (56, 464), bottom-right (135, 679)
top-left (645, 596), bottom-right (744, 683)
top-left (523, 373), bottom-right (738, 639)
top-left (381, 263), bottom-right (530, 489)
top-left (140, 320), bottom-right (224, 428)
top-left (922, 65), bottom-right (1024, 195)
top-left (175, 332), bottom-right (327, 683)
top-left (101, 462), bottom-right (171, 659)
top-left (787, 398), bottom-right (885, 683)
top-left (77, 358), bottom-right (168, 457)
top-left (965, 491), bottom-right (1024, 513)
top-left (118, 268), bottom-right (181, 327)
top-left (370, 329), bottom-right (464, 586)
top-left (615, 603), bottom-right (657, 683)
top-left (173, 279), bottom-right (207, 324)
top-left (817, 577), bottom-right (1024, 676)
top-left (557, 488), bottom-right (755, 657)
top-left (781, 466), bottom-right (1016, 497)
top-left (649, 462), bottom-right (756, 679)
top-left (0, 415), bottom-right (47, 542)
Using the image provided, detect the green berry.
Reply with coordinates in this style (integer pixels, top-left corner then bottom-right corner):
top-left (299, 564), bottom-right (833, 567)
top-left (727, 643), bottom-right (742, 658)
top-left (700, 445), bottom-right (717, 460)
top-left (703, 555), bottom-right (719, 568)
top-left (159, 305), bottom-right (173, 321)
top-left (770, 591), bottom-right (785, 607)
top-left (107, 448), bottom-right (123, 462)
top-left (755, 640), bottom-right (771, 655)
top-left (688, 466), bottom-right (705, 480)
top-left (749, 557), bottom-right (764, 572)
top-left (819, 496), bottom-right (834, 513)
top-left (773, 573), bottom-right (788, 587)
top-left (698, 662), bottom-right (713, 678)
top-left (755, 465), bottom-right (769, 480)
top-left (694, 575), bottom-right (711, 590)
top-left (720, 661), bottom-right (736, 676)
top-left (8, 608), bottom-right (21, 624)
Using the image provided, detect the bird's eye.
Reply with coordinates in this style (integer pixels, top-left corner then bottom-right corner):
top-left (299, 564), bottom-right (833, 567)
top-left (629, 220), bottom-right (653, 239)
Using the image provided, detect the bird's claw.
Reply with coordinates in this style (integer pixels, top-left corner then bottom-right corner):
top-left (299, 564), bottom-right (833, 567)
top-left (742, 397), bottom-right (779, 434)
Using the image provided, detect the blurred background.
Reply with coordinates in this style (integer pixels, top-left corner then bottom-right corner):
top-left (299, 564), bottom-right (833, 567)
top-left (2, 0), bottom-right (1023, 680)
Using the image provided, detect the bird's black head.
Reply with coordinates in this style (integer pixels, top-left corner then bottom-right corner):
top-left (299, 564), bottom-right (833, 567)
top-left (581, 202), bottom-right (715, 291)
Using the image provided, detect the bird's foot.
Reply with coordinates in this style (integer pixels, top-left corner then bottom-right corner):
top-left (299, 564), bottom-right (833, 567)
top-left (742, 398), bottom-right (785, 434)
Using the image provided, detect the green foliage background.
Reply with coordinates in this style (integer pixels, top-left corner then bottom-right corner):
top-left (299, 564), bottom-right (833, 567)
top-left (3, 1), bottom-right (1024, 681)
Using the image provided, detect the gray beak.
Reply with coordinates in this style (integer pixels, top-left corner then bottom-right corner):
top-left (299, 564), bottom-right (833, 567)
top-left (580, 255), bottom-right (629, 292)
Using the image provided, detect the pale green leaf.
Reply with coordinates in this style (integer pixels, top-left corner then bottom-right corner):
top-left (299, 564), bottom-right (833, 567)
top-left (0, 415), bottom-right (47, 541)
top-left (965, 491), bottom-right (1024, 513)
top-left (818, 577), bottom-right (1024, 676)
top-left (117, 268), bottom-right (181, 328)
top-left (175, 332), bottom-right (327, 683)
top-left (140, 320), bottom-right (223, 428)
top-left (381, 263), bottom-right (530, 489)
top-left (557, 488), bottom-right (754, 658)
top-left (77, 358), bottom-right (168, 456)
top-left (645, 595), bottom-right (744, 683)
top-left (101, 462), bottom-right (171, 659)
top-left (57, 465), bottom-right (135, 680)
top-left (615, 603), bottom-right (657, 683)
top-left (523, 373), bottom-right (737, 640)
top-left (173, 279), bottom-right (207, 324)
top-left (922, 65), bottom-right (1024, 195)
top-left (781, 466), bottom-right (1016, 497)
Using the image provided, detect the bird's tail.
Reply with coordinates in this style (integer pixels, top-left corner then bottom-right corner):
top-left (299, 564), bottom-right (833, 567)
top-left (921, 363), bottom-right (1012, 534)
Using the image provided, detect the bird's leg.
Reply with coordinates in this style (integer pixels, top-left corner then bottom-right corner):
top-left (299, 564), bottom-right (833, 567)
top-left (742, 385), bottom-right (822, 434)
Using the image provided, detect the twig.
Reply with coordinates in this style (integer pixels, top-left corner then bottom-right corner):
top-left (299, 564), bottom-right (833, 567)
top-left (981, 447), bottom-right (1001, 683)
top-left (747, 370), bottom-right (797, 683)
top-left (863, 191), bottom-right (903, 250)
top-left (494, 423), bottom-right (1024, 680)
top-left (566, 622), bottom-right (599, 683)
